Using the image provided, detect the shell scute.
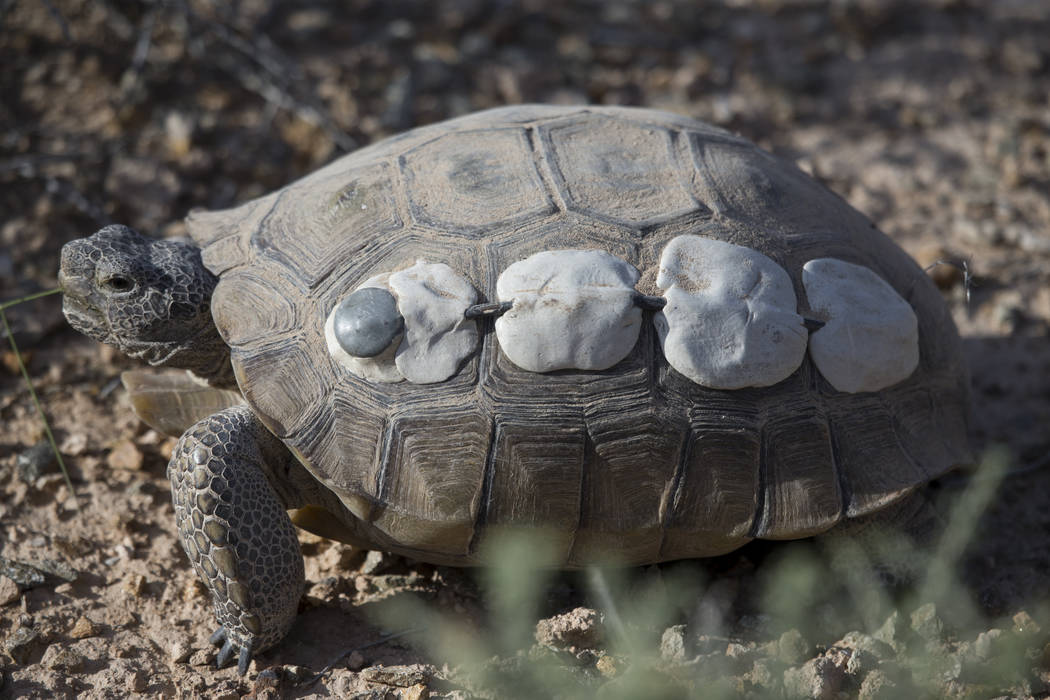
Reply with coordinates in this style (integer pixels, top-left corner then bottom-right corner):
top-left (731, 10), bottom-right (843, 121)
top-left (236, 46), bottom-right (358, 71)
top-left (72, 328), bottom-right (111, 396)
top-left (401, 128), bottom-right (554, 235)
top-left (540, 115), bottom-right (702, 228)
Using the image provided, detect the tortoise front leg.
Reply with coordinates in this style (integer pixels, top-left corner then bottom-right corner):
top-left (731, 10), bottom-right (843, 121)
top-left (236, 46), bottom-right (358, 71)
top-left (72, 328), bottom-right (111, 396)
top-left (168, 405), bottom-right (305, 674)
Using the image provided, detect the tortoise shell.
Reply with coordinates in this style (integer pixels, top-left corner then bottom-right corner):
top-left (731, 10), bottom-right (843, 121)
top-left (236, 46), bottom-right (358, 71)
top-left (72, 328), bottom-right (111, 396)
top-left (186, 105), bottom-right (971, 566)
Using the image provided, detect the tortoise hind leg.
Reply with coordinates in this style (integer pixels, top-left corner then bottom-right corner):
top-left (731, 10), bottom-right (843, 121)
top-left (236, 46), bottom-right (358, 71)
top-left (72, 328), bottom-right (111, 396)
top-left (168, 405), bottom-right (305, 674)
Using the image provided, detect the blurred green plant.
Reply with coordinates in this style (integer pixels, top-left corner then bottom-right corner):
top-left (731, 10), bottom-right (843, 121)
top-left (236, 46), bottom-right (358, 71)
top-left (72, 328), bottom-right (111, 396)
top-left (368, 449), bottom-right (1047, 699)
top-left (1, 287), bottom-right (78, 508)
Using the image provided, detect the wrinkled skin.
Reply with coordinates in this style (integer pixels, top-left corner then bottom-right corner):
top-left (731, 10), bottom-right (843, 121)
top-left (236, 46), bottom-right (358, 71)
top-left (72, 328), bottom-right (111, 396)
top-left (59, 225), bottom-right (234, 386)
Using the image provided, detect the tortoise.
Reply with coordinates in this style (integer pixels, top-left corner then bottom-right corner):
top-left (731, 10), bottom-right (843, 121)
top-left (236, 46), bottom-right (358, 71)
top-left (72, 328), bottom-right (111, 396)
top-left (58, 105), bottom-right (972, 674)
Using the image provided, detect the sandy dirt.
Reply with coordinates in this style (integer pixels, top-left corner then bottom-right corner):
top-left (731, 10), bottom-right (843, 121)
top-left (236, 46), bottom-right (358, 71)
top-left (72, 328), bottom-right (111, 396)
top-left (2, 1), bottom-right (1050, 698)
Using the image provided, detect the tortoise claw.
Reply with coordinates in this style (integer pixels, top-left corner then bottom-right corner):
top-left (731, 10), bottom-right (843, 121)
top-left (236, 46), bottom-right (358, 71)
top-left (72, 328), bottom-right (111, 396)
top-left (216, 639), bottom-right (235, 669)
top-left (210, 627), bottom-right (255, 675)
top-left (237, 642), bottom-right (253, 676)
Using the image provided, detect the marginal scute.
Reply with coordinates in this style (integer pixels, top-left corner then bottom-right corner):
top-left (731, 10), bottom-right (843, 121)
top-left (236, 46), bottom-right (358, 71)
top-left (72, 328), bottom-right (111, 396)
top-left (654, 235), bottom-right (808, 389)
top-left (494, 249), bottom-right (642, 372)
top-left (803, 258), bottom-right (919, 393)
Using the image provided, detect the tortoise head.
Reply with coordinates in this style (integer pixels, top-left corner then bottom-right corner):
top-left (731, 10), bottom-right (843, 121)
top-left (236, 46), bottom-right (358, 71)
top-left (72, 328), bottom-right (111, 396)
top-left (59, 225), bottom-right (235, 386)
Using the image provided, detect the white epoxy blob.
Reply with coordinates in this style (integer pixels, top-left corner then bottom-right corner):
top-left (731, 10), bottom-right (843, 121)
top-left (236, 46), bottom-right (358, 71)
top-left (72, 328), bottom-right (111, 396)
top-left (389, 261), bottom-right (479, 383)
top-left (325, 261), bottom-right (478, 384)
top-left (654, 235), bottom-right (807, 389)
top-left (803, 258), bottom-right (919, 393)
top-left (495, 249), bottom-right (642, 372)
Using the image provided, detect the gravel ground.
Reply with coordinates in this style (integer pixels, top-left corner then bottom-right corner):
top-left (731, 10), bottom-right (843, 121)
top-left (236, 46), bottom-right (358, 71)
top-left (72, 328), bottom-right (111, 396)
top-left (2, 1), bottom-right (1050, 697)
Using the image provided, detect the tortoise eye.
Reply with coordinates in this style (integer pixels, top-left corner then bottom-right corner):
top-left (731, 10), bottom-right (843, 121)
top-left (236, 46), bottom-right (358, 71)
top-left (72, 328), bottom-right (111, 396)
top-left (100, 275), bottom-right (135, 294)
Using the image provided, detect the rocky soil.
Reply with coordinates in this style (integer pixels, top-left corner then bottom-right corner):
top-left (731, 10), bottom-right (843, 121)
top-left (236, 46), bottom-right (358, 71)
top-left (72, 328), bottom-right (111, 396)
top-left (2, 0), bottom-right (1049, 698)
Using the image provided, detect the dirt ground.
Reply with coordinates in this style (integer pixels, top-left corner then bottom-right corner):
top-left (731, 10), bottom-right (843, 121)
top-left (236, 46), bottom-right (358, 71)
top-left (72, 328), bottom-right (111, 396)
top-left (2, 1), bottom-right (1050, 698)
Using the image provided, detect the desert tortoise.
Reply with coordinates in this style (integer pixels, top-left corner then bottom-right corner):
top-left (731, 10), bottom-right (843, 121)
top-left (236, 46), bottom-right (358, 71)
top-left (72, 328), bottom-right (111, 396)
top-left (58, 105), bottom-right (972, 673)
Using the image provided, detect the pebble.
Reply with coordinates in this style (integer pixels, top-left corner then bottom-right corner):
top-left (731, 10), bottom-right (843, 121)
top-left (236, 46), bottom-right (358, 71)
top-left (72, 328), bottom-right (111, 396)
top-left (1012, 610), bottom-right (1041, 636)
top-left (974, 628), bottom-right (1004, 659)
top-left (833, 631), bottom-right (895, 662)
top-left (0, 555), bottom-right (77, 589)
top-left (107, 439), bottom-right (144, 471)
top-left (346, 650), bottom-right (366, 670)
top-left (41, 644), bottom-right (86, 671)
top-left (69, 615), bottom-right (99, 639)
top-left (402, 684), bottom-right (428, 700)
top-left (170, 639), bottom-right (193, 664)
top-left (59, 432), bottom-right (88, 456)
top-left (873, 611), bottom-right (904, 650)
top-left (777, 628), bottom-right (810, 665)
top-left (858, 669), bottom-right (897, 700)
top-left (189, 647), bottom-right (214, 666)
top-left (909, 602), bottom-right (944, 642)
top-left (360, 549), bottom-right (392, 575)
top-left (782, 656), bottom-right (845, 700)
top-left (16, 441), bottom-right (56, 481)
top-left (126, 669), bottom-right (148, 693)
top-left (0, 576), bottom-right (19, 606)
top-left (660, 624), bottom-right (689, 662)
top-left (359, 664), bottom-right (433, 687)
top-left (535, 608), bottom-right (605, 650)
top-left (595, 653), bottom-right (619, 677)
top-left (5, 626), bottom-right (42, 664)
top-left (123, 573), bottom-right (146, 597)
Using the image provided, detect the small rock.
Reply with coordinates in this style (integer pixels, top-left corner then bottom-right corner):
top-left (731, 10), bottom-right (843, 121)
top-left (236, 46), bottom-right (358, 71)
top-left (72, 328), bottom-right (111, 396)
top-left (783, 656), bottom-right (845, 700)
top-left (189, 648), bottom-right (214, 666)
top-left (595, 653), bottom-right (619, 677)
top-left (402, 684), bottom-right (428, 700)
top-left (909, 603), bottom-right (943, 642)
top-left (660, 624), bottom-right (689, 662)
top-left (346, 650), bottom-right (366, 670)
top-left (170, 639), bottom-right (193, 664)
top-left (535, 607), bottom-right (605, 650)
top-left (16, 442), bottom-right (56, 481)
top-left (359, 664), bottom-right (433, 687)
top-left (41, 644), bottom-right (86, 671)
top-left (5, 626), bottom-right (43, 664)
top-left (777, 628), bottom-right (810, 665)
top-left (858, 669), bottom-right (897, 700)
top-left (70, 616), bottom-right (99, 639)
top-left (360, 550), bottom-right (391, 575)
top-left (834, 631), bottom-right (895, 661)
top-left (126, 669), bottom-right (148, 693)
top-left (182, 577), bottom-right (206, 603)
top-left (0, 576), bottom-right (19, 606)
top-left (123, 573), bottom-right (146, 597)
top-left (59, 433), bottom-right (88, 456)
top-left (974, 628), bottom-right (1004, 659)
top-left (746, 657), bottom-right (780, 690)
top-left (0, 556), bottom-right (76, 589)
top-left (1012, 610), bottom-right (1041, 636)
top-left (873, 611), bottom-right (905, 650)
top-left (251, 668), bottom-right (281, 699)
top-left (107, 439), bottom-right (144, 471)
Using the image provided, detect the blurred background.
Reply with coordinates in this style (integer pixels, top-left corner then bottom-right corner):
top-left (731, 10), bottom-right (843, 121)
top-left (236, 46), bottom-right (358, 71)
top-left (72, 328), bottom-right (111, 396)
top-left (1, 1), bottom-right (1049, 695)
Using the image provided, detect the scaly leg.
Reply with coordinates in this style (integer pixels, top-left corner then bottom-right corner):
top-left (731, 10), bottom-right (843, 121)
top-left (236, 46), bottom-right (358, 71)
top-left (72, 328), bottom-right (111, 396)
top-left (168, 405), bottom-right (305, 674)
